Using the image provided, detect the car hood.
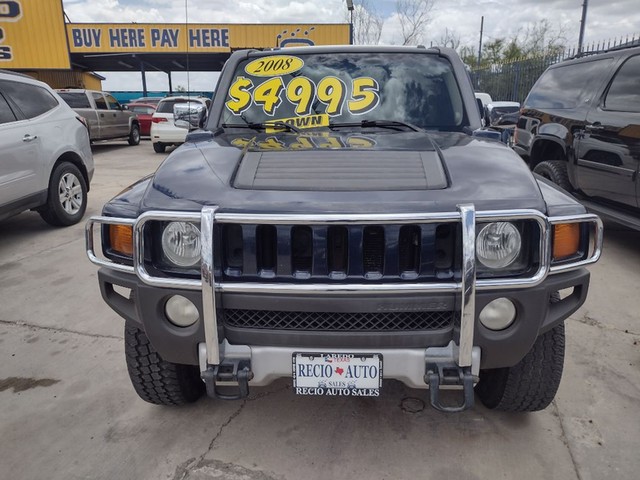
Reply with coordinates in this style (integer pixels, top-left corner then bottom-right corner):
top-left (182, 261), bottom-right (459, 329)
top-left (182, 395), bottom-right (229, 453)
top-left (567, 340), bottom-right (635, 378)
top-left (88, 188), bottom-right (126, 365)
top-left (106, 130), bottom-right (547, 216)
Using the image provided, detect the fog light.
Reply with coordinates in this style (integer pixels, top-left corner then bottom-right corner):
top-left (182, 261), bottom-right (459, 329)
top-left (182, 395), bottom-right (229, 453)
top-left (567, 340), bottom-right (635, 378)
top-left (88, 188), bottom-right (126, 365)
top-left (165, 295), bottom-right (199, 327)
top-left (479, 298), bottom-right (516, 331)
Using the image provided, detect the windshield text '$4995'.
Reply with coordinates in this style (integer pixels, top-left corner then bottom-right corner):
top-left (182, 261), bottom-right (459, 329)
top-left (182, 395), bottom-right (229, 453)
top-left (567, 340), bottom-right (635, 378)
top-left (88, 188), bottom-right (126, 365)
top-left (225, 75), bottom-right (380, 117)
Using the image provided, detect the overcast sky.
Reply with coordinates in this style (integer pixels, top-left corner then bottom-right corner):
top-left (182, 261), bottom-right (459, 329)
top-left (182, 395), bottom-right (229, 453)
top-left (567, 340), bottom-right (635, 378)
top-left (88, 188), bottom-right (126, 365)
top-left (61, 0), bottom-right (640, 92)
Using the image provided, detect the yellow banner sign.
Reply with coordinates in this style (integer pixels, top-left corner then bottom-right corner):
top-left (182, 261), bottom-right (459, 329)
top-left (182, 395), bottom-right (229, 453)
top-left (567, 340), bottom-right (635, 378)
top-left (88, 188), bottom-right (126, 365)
top-left (67, 23), bottom-right (350, 53)
top-left (0, 0), bottom-right (70, 69)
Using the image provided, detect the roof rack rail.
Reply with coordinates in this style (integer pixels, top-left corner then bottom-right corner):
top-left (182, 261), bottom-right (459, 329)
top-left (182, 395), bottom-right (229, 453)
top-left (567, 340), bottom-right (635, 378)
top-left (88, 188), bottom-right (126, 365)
top-left (565, 39), bottom-right (640, 61)
top-left (0, 69), bottom-right (33, 79)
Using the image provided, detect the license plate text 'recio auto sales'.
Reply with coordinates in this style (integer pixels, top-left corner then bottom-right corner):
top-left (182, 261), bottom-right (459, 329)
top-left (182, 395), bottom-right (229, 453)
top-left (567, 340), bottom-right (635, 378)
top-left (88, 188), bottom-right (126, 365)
top-left (292, 353), bottom-right (382, 396)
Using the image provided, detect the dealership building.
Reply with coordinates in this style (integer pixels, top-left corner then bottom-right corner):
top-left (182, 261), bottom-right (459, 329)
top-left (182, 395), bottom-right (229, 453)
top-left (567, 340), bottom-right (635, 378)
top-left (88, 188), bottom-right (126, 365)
top-left (0, 0), bottom-right (351, 95)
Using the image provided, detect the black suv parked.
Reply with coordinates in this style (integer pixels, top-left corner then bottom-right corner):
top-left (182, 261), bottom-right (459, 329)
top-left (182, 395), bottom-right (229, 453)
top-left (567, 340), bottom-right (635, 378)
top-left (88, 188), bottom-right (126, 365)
top-left (514, 45), bottom-right (640, 229)
top-left (86, 46), bottom-right (602, 413)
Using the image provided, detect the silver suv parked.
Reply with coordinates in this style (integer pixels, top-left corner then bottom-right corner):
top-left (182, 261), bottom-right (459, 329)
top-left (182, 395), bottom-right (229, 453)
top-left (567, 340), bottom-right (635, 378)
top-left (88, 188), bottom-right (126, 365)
top-left (0, 71), bottom-right (94, 226)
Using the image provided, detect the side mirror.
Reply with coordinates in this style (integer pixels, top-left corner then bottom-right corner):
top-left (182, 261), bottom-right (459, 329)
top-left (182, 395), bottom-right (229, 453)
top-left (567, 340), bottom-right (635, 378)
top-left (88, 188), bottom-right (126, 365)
top-left (174, 102), bottom-right (207, 130)
top-left (476, 98), bottom-right (485, 127)
top-left (472, 128), bottom-right (502, 142)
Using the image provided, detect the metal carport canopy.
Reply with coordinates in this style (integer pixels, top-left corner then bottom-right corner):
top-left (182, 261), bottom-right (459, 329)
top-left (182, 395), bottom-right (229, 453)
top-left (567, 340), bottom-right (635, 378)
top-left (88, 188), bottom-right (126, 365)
top-left (69, 52), bottom-right (230, 72)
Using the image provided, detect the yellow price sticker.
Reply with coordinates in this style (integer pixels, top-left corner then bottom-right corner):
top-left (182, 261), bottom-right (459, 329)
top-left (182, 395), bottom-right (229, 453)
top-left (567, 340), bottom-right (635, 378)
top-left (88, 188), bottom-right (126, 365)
top-left (225, 75), bottom-right (380, 118)
top-left (265, 114), bottom-right (329, 133)
top-left (245, 55), bottom-right (304, 77)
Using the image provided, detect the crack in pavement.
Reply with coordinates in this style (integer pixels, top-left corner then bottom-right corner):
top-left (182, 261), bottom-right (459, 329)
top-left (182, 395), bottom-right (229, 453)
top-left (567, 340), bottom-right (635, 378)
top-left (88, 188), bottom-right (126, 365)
top-left (0, 237), bottom-right (82, 267)
top-left (204, 400), bottom-right (247, 454)
top-left (552, 400), bottom-right (583, 480)
top-left (247, 383), bottom-right (291, 402)
top-left (172, 400), bottom-right (248, 480)
top-left (171, 387), bottom-right (288, 480)
top-left (570, 314), bottom-right (640, 337)
top-left (0, 319), bottom-right (122, 340)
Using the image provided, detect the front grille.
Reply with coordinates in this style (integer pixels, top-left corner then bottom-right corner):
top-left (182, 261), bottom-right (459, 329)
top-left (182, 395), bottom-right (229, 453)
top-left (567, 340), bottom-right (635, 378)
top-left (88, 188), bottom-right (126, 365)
top-left (223, 309), bottom-right (455, 332)
top-left (220, 223), bottom-right (459, 282)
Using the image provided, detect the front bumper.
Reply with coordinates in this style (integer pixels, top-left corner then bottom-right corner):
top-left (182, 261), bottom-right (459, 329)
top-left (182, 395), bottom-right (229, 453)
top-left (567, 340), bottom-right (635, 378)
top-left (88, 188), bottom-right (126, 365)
top-left (88, 205), bottom-right (601, 411)
top-left (150, 122), bottom-right (188, 144)
top-left (97, 265), bottom-right (590, 371)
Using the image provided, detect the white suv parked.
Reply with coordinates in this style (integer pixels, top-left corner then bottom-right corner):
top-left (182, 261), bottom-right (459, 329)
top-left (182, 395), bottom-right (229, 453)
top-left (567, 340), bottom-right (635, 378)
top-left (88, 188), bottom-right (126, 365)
top-left (0, 71), bottom-right (94, 226)
top-left (150, 96), bottom-right (210, 153)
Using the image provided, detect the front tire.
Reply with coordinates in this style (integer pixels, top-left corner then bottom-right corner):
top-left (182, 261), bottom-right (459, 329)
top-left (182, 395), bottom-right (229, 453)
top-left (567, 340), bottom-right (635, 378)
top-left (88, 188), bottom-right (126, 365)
top-left (533, 160), bottom-right (572, 192)
top-left (153, 142), bottom-right (166, 153)
top-left (39, 162), bottom-right (87, 226)
top-left (475, 323), bottom-right (565, 412)
top-left (124, 324), bottom-right (204, 405)
top-left (128, 124), bottom-right (141, 146)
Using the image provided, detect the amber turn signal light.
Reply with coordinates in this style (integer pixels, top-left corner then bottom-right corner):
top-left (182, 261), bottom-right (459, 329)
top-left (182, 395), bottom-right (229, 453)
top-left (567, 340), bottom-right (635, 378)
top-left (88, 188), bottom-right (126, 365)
top-left (109, 224), bottom-right (133, 257)
top-left (553, 223), bottom-right (580, 260)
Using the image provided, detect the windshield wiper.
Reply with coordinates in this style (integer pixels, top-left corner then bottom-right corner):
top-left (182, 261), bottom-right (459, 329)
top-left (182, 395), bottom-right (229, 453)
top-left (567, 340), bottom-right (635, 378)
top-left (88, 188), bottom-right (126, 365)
top-left (328, 119), bottom-right (423, 132)
top-left (221, 121), bottom-right (301, 133)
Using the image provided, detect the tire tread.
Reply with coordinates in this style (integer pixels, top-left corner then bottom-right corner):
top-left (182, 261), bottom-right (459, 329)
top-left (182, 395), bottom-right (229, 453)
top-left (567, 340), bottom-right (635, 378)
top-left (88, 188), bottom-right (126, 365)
top-left (533, 160), bottom-right (572, 191)
top-left (124, 324), bottom-right (203, 405)
top-left (38, 162), bottom-right (87, 226)
top-left (476, 323), bottom-right (565, 412)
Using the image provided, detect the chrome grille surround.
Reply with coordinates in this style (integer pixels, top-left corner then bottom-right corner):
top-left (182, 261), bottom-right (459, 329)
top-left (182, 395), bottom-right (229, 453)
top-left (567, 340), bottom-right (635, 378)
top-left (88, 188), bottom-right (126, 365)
top-left (86, 207), bottom-right (603, 367)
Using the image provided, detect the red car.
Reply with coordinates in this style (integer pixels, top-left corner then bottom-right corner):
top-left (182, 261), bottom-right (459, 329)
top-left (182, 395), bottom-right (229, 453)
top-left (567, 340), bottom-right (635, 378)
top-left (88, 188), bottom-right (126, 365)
top-left (126, 103), bottom-right (156, 136)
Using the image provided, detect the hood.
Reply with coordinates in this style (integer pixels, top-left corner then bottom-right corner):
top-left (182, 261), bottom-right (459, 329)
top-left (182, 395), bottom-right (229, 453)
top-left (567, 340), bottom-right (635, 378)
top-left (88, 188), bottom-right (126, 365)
top-left (124, 130), bottom-right (546, 216)
top-left (233, 133), bottom-right (448, 191)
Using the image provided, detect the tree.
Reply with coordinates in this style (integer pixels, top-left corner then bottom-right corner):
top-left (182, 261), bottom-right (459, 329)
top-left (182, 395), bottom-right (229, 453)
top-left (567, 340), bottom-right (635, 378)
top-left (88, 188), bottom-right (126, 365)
top-left (350, 0), bottom-right (435, 46)
top-left (349, 0), bottom-right (384, 45)
top-left (461, 20), bottom-right (568, 68)
top-left (438, 28), bottom-right (461, 50)
top-left (396, 0), bottom-right (435, 46)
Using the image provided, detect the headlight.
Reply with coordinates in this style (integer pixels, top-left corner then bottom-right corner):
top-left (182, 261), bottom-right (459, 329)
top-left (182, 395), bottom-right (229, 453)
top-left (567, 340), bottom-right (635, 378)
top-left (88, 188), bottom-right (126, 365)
top-left (161, 222), bottom-right (201, 267)
top-left (476, 222), bottom-right (522, 269)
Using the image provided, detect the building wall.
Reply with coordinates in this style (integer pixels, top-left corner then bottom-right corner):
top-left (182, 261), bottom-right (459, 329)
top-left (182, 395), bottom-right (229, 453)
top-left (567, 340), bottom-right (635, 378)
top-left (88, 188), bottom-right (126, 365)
top-left (21, 70), bottom-right (103, 90)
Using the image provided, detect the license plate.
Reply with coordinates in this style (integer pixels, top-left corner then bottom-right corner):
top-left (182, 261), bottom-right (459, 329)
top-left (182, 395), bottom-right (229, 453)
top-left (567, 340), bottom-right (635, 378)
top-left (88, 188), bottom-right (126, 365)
top-left (292, 353), bottom-right (382, 396)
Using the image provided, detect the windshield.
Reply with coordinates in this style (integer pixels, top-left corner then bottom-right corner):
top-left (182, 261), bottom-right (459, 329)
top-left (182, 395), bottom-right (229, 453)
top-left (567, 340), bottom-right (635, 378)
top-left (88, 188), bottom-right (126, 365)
top-left (157, 99), bottom-right (200, 114)
top-left (58, 92), bottom-right (91, 108)
top-left (221, 52), bottom-right (466, 131)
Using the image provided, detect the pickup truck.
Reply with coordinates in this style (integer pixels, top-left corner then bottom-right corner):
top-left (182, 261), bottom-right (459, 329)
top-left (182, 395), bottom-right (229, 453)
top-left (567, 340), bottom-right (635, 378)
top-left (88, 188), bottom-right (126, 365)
top-left (57, 89), bottom-right (140, 146)
top-left (86, 46), bottom-right (602, 413)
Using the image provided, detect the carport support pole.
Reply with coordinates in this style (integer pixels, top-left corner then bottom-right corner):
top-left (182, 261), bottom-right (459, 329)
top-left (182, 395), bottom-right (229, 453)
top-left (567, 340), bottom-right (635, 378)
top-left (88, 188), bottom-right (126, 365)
top-left (168, 71), bottom-right (173, 95)
top-left (140, 61), bottom-right (148, 98)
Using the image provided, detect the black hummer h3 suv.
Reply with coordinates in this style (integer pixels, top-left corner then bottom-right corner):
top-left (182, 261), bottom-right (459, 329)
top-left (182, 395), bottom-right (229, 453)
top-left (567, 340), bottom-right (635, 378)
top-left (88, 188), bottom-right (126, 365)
top-left (86, 46), bottom-right (602, 412)
top-left (514, 45), bottom-right (640, 230)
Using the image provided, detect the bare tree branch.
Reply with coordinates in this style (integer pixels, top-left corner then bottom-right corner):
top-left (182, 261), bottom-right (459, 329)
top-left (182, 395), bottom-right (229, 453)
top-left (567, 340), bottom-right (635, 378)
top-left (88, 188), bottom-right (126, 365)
top-left (438, 28), bottom-right (461, 49)
top-left (396, 0), bottom-right (434, 46)
top-left (348, 0), bottom-right (384, 45)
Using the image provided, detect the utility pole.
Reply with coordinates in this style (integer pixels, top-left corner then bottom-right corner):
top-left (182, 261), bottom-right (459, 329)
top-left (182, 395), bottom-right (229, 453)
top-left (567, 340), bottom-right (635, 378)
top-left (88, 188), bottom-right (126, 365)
top-left (578, 0), bottom-right (589, 53)
top-left (346, 0), bottom-right (354, 45)
top-left (477, 16), bottom-right (484, 69)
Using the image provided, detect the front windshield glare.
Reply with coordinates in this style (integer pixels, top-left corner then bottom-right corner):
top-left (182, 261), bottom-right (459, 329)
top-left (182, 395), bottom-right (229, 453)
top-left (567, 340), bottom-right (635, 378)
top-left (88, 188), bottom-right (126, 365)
top-left (221, 53), bottom-right (466, 131)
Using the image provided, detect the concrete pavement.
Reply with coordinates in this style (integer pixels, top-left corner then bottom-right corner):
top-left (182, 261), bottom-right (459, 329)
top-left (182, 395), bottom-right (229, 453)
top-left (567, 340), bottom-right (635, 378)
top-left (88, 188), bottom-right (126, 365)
top-left (1, 141), bottom-right (638, 480)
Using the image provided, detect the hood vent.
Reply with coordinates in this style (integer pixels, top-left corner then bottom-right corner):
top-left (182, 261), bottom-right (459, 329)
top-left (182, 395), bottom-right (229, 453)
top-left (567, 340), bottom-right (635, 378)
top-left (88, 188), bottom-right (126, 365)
top-left (233, 151), bottom-right (448, 191)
